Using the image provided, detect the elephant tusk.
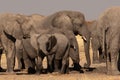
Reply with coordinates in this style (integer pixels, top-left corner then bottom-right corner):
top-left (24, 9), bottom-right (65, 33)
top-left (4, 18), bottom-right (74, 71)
top-left (82, 36), bottom-right (87, 42)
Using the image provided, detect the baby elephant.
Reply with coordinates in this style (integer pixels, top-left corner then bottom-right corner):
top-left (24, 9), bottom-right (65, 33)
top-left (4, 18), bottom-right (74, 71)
top-left (35, 33), bottom-right (70, 74)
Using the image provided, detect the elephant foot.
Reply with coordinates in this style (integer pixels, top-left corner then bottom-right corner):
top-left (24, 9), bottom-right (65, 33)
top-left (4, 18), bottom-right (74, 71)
top-left (111, 70), bottom-right (120, 75)
top-left (92, 60), bottom-right (100, 64)
top-left (54, 69), bottom-right (60, 73)
top-left (84, 63), bottom-right (90, 68)
top-left (52, 72), bottom-right (60, 75)
top-left (73, 63), bottom-right (84, 73)
top-left (18, 66), bottom-right (25, 70)
top-left (6, 69), bottom-right (14, 72)
top-left (35, 71), bottom-right (41, 75)
top-left (99, 59), bottom-right (106, 63)
top-left (0, 67), bottom-right (5, 72)
top-left (28, 67), bottom-right (36, 74)
top-left (85, 67), bottom-right (96, 72)
top-left (6, 70), bottom-right (16, 75)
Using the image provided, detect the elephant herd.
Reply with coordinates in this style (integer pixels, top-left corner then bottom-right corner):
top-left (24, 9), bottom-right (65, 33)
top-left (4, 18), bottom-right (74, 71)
top-left (0, 6), bottom-right (119, 75)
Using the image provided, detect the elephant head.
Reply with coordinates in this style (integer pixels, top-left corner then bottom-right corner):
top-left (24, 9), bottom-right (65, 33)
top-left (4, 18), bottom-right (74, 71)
top-left (0, 13), bottom-right (29, 40)
top-left (71, 14), bottom-right (91, 68)
top-left (21, 14), bottom-right (45, 39)
top-left (51, 11), bottom-right (91, 67)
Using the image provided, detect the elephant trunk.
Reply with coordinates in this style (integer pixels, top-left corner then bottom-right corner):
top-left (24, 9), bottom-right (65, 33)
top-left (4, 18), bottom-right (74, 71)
top-left (102, 29), bottom-right (106, 60)
top-left (83, 33), bottom-right (91, 68)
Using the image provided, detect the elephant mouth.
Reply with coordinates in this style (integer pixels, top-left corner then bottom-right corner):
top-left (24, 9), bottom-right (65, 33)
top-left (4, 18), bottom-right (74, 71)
top-left (74, 31), bottom-right (79, 35)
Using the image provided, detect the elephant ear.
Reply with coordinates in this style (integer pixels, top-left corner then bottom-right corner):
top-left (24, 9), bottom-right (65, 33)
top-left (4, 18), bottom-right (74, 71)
top-left (46, 35), bottom-right (57, 52)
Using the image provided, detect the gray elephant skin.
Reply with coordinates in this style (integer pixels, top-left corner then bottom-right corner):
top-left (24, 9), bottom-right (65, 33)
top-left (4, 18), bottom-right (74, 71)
top-left (95, 7), bottom-right (120, 75)
top-left (22, 10), bottom-right (91, 70)
top-left (2, 10), bottom-right (90, 73)
top-left (35, 33), bottom-right (70, 74)
top-left (86, 20), bottom-right (105, 64)
top-left (0, 13), bottom-right (44, 73)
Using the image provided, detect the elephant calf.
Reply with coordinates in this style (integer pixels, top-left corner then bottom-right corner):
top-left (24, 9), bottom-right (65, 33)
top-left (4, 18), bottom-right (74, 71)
top-left (35, 33), bottom-right (70, 74)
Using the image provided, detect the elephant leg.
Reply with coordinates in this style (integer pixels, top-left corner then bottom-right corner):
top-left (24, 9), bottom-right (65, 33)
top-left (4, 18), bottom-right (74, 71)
top-left (1, 35), bottom-right (16, 73)
top-left (117, 50), bottom-right (120, 71)
top-left (111, 52), bottom-right (120, 75)
top-left (61, 43), bottom-right (70, 74)
top-left (91, 38), bottom-right (99, 64)
top-left (54, 59), bottom-right (61, 72)
top-left (61, 57), bottom-right (69, 74)
top-left (15, 40), bottom-right (25, 70)
top-left (92, 49), bottom-right (99, 64)
top-left (47, 55), bottom-right (54, 73)
top-left (69, 39), bottom-right (83, 72)
top-left (106, 52), bottom-right (111, 75)
top-left (6, 42), bottom-right (16, 73)
top-left (107, 37), bottom-right (120, 75)
top-left (64, 32), bottom-right (83, 73)
top-left (22, 50), bottom-right (35, 74)
top-left (35, 56), bottom-right (43, 74)
top-left (99, 47), bottom-right (106, 63)
top-left (16, 49), bottom-right (24, 70)
top-left (69, 48), bottom-right (83, 73)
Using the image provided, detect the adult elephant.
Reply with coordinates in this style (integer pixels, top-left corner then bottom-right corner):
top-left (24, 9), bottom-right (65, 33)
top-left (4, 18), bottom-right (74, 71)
top-left (86, 20), bottom-right (105, 64)
top-left (15, 14), bottom-right (45, 70)
top-left (3, 10), bottom-right (91, 73)
top-left (96, 7), bottom-right (120, 75)
top-left (22, 10), bottom-right (91, 70)
top-left (0, 13), bottom-right (45, 73)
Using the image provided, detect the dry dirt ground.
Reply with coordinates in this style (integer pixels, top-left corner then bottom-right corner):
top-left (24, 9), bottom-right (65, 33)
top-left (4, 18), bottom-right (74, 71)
top-left (0, 36), bottom-right (120, 80)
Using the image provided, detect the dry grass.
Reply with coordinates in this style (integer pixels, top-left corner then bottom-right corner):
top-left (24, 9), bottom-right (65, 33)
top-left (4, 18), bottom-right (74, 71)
top-left (0, 36), bottom-right (120, 80)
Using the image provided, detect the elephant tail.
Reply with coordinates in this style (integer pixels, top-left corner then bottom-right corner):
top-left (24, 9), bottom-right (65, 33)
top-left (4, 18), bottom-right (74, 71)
top-left (3, 30), bottom-right (16, 43)
top-left (46, 35), bottom-right (57, 52)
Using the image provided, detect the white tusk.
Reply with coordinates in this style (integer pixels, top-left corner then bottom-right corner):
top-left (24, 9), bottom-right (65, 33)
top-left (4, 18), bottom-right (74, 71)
top-left (82, 36), bottom-right (87, 42)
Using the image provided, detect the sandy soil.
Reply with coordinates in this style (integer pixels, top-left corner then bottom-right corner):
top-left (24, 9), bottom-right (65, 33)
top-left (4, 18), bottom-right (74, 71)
top-left (0, 36), bottom-right (120, 80)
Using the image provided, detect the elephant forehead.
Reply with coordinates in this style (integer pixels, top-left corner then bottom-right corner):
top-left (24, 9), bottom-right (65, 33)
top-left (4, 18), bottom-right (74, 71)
top-left (74, 18), bottom-right (83, 24)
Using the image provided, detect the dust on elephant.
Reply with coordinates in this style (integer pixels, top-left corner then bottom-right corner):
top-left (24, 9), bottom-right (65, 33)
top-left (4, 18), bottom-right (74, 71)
top-left (96, 7), bottom-right (120, 75)
top-left (22, 10), bottom-right (91, 70)
top-left (35, 33), bottom-right (70, 74)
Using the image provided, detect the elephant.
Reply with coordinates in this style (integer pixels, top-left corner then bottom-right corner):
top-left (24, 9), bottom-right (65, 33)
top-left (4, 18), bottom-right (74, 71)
top-left (2, 10), bottom-right (90, 73)
top-left (0, 13), bottom-right (45, 73)
top-left (22, 10), bottom-right (91, 71)
top-left (91, 32), bottom-right (105, 64)
top-left (34, 32), bottom-right (70, 74)
top-left (15, 14), bottom-right (45, 70)
top-left (95, 6), bottom-right (120, 75)
top-left (86, 20), bottom-right (105, 64)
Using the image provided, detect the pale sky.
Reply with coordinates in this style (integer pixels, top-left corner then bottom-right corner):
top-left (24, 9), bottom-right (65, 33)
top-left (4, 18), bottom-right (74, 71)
top-left (0, 0), bottom-right (119, 20)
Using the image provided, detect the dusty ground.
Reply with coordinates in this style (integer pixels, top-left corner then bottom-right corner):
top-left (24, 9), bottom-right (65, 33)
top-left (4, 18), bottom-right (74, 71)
top-left (0, 36), bottom-right (120, 80)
